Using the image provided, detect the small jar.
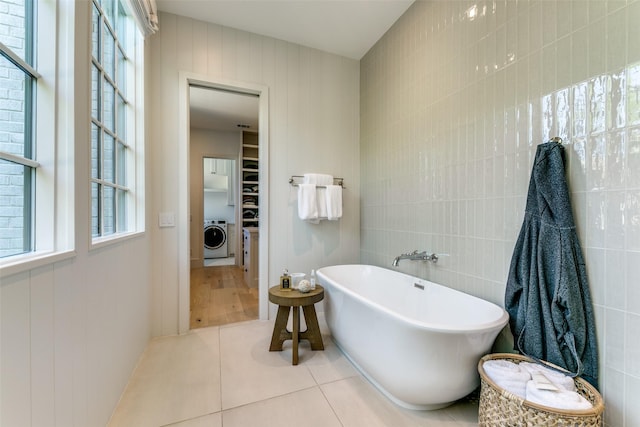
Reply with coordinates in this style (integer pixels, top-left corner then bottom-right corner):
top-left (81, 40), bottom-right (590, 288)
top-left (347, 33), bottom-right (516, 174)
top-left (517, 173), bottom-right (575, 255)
top-left (280, 269), bottom-right (291, 290)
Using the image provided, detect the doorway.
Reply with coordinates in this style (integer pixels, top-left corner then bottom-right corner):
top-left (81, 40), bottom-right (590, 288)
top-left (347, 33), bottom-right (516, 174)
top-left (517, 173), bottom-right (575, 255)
top-left (179, 76), bottom-right (269, 332)
top-left (192, 154), bottom-right (256, 329)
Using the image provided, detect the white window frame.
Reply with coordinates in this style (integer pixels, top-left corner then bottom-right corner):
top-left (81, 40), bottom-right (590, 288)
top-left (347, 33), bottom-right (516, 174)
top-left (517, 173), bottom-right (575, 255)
top-left (0, 0), bottom-right (75, 277)
top-left (90, 0), bottom-right (145, 248)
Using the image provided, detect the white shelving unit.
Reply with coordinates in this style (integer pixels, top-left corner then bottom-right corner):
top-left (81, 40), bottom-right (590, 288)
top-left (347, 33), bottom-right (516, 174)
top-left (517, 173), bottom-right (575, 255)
top-left (240, 131), bottom-right (259, 228)
top-left (239, 131), bottom-right (259, 278)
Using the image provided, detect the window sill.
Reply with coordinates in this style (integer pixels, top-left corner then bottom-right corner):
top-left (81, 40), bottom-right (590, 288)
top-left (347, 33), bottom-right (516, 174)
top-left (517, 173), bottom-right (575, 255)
top-left (90, 230), bottom-right (145, 251)
top-left (0, 232), bottom-right (146, 278)
top-left (0, 250), bottom-right (77, 279)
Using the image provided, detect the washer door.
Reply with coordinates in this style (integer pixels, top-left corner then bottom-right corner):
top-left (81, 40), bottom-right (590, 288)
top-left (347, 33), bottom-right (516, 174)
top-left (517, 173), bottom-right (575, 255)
top-left (204, 225), bottom-right (226, 250)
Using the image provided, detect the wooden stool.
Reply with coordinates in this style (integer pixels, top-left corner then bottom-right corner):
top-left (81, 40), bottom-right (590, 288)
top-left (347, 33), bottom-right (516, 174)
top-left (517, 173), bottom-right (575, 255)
top-left (268, 285), bottom-right (324, 365)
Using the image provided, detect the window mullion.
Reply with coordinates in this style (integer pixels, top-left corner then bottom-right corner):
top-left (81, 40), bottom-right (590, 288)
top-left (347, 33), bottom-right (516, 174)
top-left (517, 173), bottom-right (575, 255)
top-left (0, 43), bottom-right (41, 79)
top-left (24, 70), bottom-right (35, 160)
top-left (99, 113), bottom-right (104, 236)
top-left (91, 177), bottom-right (128, 193)
top-left (23, 166), bottom-right (34, 251)
top-left (0, 152), bottom-right (40, 169)
top-left (25, 0), bottom-right (34, 66)
top-left (99, 181), bottom-right (104, 236)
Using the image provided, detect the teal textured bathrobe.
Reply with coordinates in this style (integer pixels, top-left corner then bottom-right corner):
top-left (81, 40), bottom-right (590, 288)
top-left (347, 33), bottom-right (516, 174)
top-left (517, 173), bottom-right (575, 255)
top-left (505, 141), bottom-right (598, 388)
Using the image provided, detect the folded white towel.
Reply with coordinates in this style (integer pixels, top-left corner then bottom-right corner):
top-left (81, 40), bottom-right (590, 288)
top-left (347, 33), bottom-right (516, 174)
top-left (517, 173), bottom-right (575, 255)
top-left (325, 185), bottom-right (342, 220)
top-left (303, 173), bottom-right (334, 186)
top-left (297, 183), bottom-right (319, 223)
top-left (303, 174), bottom-right (334, 220)
top-left (483, 360), bottom-right (531, 399)
top-left (525, 380), bottom-right (592, 410)
top-left (496, 379), bottom-right (528, 400)
top-left (520, 362), bottom-right (576, 392)
top-left (316, 187), bottom-right (328, 219)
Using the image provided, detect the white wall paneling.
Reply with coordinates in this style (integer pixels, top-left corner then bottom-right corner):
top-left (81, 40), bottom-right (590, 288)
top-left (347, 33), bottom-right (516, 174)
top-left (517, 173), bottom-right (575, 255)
top-left (0, 2), bottom-right (153, 425)
top-left (150, 12), bottom-right (360, 335)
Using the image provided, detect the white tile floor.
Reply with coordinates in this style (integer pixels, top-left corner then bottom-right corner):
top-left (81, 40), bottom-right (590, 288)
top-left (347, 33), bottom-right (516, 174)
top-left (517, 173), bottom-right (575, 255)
top-left (108, 315), bottom-right (480, 427)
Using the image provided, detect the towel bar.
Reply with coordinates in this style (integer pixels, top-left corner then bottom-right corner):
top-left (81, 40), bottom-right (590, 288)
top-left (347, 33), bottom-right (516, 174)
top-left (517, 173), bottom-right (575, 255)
top-left (289, 175), bottom-right (345, 189)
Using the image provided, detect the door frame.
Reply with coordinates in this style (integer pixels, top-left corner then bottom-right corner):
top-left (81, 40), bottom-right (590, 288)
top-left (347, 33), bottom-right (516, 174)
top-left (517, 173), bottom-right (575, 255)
top-left (178, 72), bottom-right (270, 333)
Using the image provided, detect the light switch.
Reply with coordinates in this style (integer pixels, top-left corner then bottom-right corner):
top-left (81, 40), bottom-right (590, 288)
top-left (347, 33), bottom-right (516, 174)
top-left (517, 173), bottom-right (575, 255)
top-left (159, 212), bottom-right (175, 227)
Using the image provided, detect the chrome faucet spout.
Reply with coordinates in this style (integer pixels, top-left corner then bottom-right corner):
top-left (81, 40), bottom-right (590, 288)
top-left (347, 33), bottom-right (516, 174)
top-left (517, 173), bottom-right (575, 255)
top-left (392, 250), bottom-right (438, 267)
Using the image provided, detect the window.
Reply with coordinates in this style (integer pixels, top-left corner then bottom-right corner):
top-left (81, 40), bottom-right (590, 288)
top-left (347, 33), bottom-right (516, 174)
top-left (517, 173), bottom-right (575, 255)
top-left (0, 0), bottom-right (38, 258)
top-left (91, 0), bottom-right (143, 240)
top-left (0, 0), bottom-right (144, 266)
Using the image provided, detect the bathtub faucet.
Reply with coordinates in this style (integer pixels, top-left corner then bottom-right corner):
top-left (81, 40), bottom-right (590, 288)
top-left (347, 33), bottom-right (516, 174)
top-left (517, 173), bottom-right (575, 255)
top-left (392, 250), bottom-right (438, 267)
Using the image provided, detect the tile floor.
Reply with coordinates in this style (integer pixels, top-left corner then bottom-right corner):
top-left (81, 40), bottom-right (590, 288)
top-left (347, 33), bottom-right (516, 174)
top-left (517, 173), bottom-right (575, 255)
top-left (108, 314), bottom-right (480, 427)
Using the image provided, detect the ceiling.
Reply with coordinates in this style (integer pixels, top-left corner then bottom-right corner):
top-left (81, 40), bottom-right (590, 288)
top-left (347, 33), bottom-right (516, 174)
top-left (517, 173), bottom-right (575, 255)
top-left (155, 0), bottom-right (414, 60)
top-left (163, 0), bottom-right (414, 132)
top-left (189, 86), bottom-right (260, 131)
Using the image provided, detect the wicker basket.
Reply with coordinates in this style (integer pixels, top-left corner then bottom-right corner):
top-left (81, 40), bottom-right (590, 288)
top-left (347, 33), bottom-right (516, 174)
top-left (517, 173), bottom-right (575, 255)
top-left (478, 353), bottom-right (604, 427)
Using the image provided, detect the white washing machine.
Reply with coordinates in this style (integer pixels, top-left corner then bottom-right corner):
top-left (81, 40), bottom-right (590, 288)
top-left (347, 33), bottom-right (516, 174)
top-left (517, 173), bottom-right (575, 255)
top-left (204, 220), bottom-right (228, 259)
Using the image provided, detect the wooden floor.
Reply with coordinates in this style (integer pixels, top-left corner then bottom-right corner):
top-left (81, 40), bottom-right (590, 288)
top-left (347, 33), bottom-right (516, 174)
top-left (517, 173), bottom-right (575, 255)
top-left (190, 265), bottom-right (259, 329)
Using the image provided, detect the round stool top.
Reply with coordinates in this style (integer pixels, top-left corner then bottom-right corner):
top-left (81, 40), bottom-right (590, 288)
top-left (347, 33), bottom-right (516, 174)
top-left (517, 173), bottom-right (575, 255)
top-left (268, 285), bottom-right (324, 307)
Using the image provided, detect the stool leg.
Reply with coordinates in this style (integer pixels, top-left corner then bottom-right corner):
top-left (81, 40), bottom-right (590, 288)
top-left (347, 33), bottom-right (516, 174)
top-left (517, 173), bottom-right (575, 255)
top-left (301, 305), bottom-right (324, 351)
top-left (269, 305), bottom-right (291, 351)
top-left (292, 306), bottom-right (300, 365)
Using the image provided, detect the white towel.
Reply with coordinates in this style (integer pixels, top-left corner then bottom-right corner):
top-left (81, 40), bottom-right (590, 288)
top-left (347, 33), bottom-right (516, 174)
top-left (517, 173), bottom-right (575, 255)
top-left (317, 186), bottom-right (328, 219)
top-left (297, 184), bottom-right (318, 223)
top-left (325, 185), bottom-right (342, 220)
top-left (303, 174), bottom-right (334, 220)
top-left (482, 360), bottom-right (531, 399)
top-left (519, 362), bottom-right (576, 392)
top-left (525, 380), bottom-right (592, 410)
top-left (303, 173), bottom-right (334, 186)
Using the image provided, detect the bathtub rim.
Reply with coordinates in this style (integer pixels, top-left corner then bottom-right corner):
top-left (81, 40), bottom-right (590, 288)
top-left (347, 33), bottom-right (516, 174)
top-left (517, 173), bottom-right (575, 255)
top-left (317, 264), bottom-right (509, 334)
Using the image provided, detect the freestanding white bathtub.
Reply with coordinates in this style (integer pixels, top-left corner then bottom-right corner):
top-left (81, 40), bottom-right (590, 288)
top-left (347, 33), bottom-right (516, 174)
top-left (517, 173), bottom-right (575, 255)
top-left (317, 264), bottom-right (509, 410)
